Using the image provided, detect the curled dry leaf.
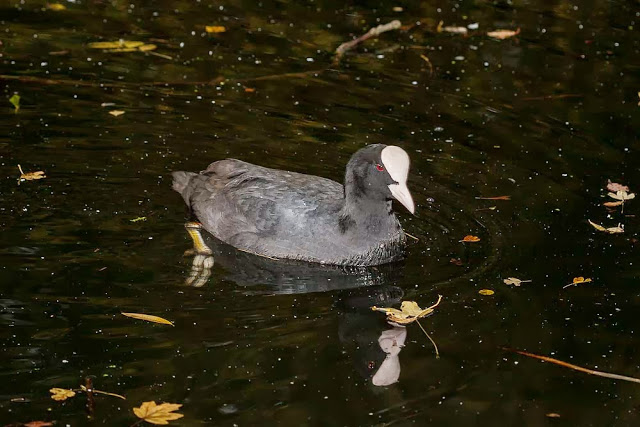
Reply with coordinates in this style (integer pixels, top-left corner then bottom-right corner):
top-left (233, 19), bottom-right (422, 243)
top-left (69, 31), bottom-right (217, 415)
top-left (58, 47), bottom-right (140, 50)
top-left (133, 401), bottom-right (184, 425)
top-left (503, 277), bottom-right (531, 287)
top-left (588, 219), bottom-right (624, 234)
top-left (371, 295), bottom-right (442, 325)
top-left (18, 165), bottom-right (46, 183)
top-left (607, 180), bottom-right (629, 193)
top-left (205, 25), bottom-right (226, 33)
top-left (563, 276), bottom-right (592, 289)
top-left (478, 289), bottom-right (494, 296)
top-left (109, 110), bottom-right (125, 117)
top-left (487, 28), bottom-right (521, 39)
top-left (460, 235), bottom-right (481, 242)
top-left (121, 312), bottom-right (174, 326)
top-left (50, 388), bottom-right (76, 401)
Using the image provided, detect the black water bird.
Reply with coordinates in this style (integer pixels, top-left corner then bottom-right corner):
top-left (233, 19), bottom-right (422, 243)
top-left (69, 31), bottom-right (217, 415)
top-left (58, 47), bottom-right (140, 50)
top-left (172, 144), bottom-right (414, 266)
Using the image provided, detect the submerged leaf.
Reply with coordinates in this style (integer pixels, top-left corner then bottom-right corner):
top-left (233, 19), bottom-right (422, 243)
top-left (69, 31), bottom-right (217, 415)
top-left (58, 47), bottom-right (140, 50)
top-left (47, 3), bottom-right (66, 10)
top-left (50, 388), bottom-right (76, 401)
top-left (487, 28), bottom-right (521, 39)
top-left (9, 94), bottom-right (20, 111)
top-left (371, 295), bottom-right (442, 325)
top-left (205, 25), bottom-right (226, 33)
top-left (121, 312), bottom-right (174, 326)
top-left (588, 219), bottom-right (624, 234)
top-left (607, 180), bottom-right (629, 193)
top-left (133, 401), bottom-right (184, 425)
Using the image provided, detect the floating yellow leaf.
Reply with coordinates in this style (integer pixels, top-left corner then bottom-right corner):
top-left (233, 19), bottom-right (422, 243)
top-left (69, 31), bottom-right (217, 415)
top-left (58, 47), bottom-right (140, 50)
top-left (460, 235), bottom-right (481, 242)
top-left (47, 3), bottom-right (66, 10)
top-left (563, 276), bottom-right (592, 289)
top-left (503, 277), bottom-right (531, 287)
top-left (588, 219), bottom-right (624, 234)
top-left (372, 295), bottom-right (442, 325)
top-left (478, 289), bottom-right (494, 296)
top-left (133, 401), bottom-right (184, 425)
top-left (18, 165), bottom-right (46, 183)
top-left (121, 312), bottom-right (174, 326)
top-left (205, 25), bottom-right (226, 34)
top-left (89, 40), bottom-right (144, 49)
top-left (130, 217), bottom-right (147, 223)
top-left (138, 44), bottom-right (157, 52)
top-left (487, 28), bottom-right (521, 39)
top-left (50, 388), bottom-right (75, 401)
top-left (9, 94), bottom-right (20, 112)
top-left (109, 110), bottom-right (125, 117)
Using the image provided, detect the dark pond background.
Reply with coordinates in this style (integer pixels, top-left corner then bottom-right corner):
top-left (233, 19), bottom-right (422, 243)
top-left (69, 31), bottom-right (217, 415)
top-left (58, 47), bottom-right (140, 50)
top-left (2, 0), bottom-right (640, 425)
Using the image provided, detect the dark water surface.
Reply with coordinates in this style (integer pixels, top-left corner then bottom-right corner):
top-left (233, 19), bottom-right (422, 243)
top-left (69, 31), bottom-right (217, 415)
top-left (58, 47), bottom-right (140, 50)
top-left (2, 0), bottom-right (640, 425)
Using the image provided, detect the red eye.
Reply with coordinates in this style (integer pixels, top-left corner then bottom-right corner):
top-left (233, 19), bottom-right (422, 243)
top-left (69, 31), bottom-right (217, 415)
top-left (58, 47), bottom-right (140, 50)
top-left (375, 164), bottom-right (384, 171)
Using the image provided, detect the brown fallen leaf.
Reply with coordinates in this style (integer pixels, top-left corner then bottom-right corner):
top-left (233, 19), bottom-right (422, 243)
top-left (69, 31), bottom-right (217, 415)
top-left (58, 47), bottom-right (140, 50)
top-left (563, 276), bottom-right (592, 289)
top-left (460, 235), bottom-right (481, 242)
top-left (607, 180), bottom-right (629, 193)
top-left (133, 401), bottom-right (184, 425)
top-left (546, 413), bottom-right (561, 418)
top-left (109, 110), bottom-right (125, 117)
top-left (244, 87), bottom-right (256, 93)
top-left (603, 201), bottom-right (624, 207)
top-left (50, 388), bottom-right (76, 401)
top-left (475, 195), bottom-right (511, 200)
top-left (449, 258), bottom-right (463, 266)
top-left (478, 289), bottom-right (494, 296)
top-left (588, 219), bottom-right (624, 234)
top-left (121, 312), bottom-right (174, 326)
top-left (503, 277), bottom-right (531, 286)
top-left (487, 28), bottom-right (521, 39)
top-left (18, 165), bottom-right (46, 183)
top-left (205, 25), bottom-right (226, 34)
top-left (371, 295), bottom-right (442, 325)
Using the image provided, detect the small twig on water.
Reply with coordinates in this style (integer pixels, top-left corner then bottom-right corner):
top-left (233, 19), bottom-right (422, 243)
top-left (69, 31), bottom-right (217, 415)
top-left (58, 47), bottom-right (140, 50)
top-left (503, 347), bottom-right (640, 384)
top-left (416, 320), bottom-right (440, 358)
top-left (405, 232), bottom-right (419, 242)
top-left (84, 377), bottom-right (95, 417)
top-left (335, 20), bottom-right (402, 63)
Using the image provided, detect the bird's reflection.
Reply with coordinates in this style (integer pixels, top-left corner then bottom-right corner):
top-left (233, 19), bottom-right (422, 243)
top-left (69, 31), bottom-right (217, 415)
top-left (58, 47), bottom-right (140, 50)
top-left (181, 223), bottom-right (411, 386)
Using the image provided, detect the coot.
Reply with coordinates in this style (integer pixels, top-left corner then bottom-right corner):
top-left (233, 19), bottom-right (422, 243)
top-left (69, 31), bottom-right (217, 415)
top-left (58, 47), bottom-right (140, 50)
top-left (172, 144), bottom-right (414, 266)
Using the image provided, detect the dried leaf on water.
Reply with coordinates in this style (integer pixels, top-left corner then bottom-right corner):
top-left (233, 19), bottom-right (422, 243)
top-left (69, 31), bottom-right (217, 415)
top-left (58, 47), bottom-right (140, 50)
top-left (460, 235), bottom-right (481, 242)
top-left (478, 289), bottom-right (495, 296)
top-left (437, 21), bottom-right (468, 35)
top-left (546, 413), bottom-right (561, 418)
top-left (607, 180), bottom-right (629, 193)
top-left (608, 190), bottom-right (635, 201)
top-left (50, 388), bottom-right (76, 401)
top-left (24, 421), bottom-right (54, 427)
top-left (9, 94), bottom-right (20, 111)
top-left (109, 110), bottom-right (125, 117)
top-left (487, 28), bottom-right (521, 39)
top-left (205, 25), bottom-right (226, 33)
top-left (503, 277), bottom-right (531, 286)
top-left (133, 401), bottom-right (184, 425)
top-left (603, 201), bottom-right (624, 207)
top-left (121, 312), bottom-right (174, 326)
top-left (18, 165), bottom-right (45, 183)
top-left (588, 219), bottom-right (624, 234)
top-left (130, 216), bottom-right (147, 223)
top-left (563, 276), bottom-right (592, 289)
top-left (371, 295), bottom-right (442, 325)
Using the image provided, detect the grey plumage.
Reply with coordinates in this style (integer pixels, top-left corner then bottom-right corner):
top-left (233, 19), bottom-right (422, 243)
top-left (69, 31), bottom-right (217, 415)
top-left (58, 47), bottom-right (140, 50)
top-left (172, 144), bottom-right (411, 266)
